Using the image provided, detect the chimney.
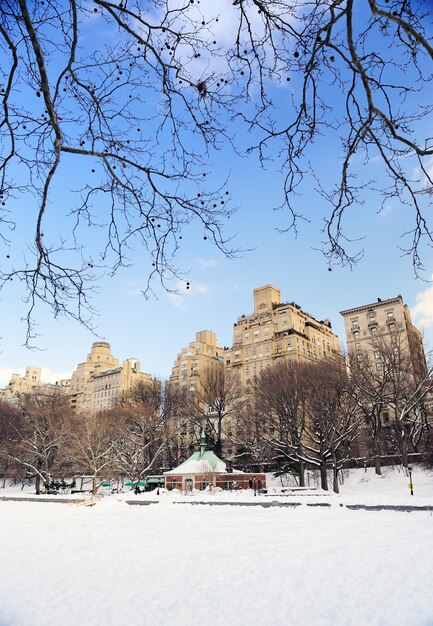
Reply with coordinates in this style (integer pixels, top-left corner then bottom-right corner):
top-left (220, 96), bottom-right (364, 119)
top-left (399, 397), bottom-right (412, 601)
top-left (226, 459), bottom-right (233, 473)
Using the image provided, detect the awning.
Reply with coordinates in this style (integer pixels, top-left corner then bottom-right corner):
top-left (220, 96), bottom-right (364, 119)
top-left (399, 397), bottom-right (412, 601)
top-left (125, 481), bottom-right (147, 487)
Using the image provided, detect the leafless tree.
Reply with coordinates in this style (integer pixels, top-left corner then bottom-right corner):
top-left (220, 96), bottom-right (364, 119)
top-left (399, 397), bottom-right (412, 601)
top-left (158, 382), bottom-right (194, 468)
top-left (1, 2), bottom-right (432, 341)
top-left (254, 359), bottom-right (360, 492)
top-left (231, 401), bottom-right (273, 472)
top-left (3, 391), bottom-right (72, 494)
top-left (253, 360), bottom-right (309, 485)
top-left (111, 379), bottom-right (169, 485)
top-left (69, 410), bottom-right (119, 494)
top-left (349, 331), bottom-right (433, 472)
top-left (228, 0), bottom-right (433, 272)
top-left (0, 400), bottom-right (21, 487)
top-left (187, 367), bottom-right (242, 458)
top-left (349, 350), bottom-right (391, 475)
top-left (302, 361), bottom-right (361, 492)
top-left (0, 1), bottom-right (237, 343)
top-left (372, 336), bottom-right (433, 469)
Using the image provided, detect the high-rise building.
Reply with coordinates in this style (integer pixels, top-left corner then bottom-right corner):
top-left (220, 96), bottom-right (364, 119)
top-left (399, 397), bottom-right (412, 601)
top-left (225, 285), bottom-right (341, 388)
top-left (340, 295), bottom-right (428, 459)
top-left (69, 342), bottom-right (152, 414)
top-left (89, 358), bottom-right (152, 414)
top-left (168, 330), bottom-right (225, 459)
top-left (0, 367), bottom-right (42, 402)
top-left (340, 295), bottom-right (427, 377)
top-left (169, 330), bottom-right (224, 394)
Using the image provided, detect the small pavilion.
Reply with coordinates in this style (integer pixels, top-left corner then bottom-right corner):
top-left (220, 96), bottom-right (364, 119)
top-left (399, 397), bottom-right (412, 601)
top-left (164, 430), bottom-right (266, 492)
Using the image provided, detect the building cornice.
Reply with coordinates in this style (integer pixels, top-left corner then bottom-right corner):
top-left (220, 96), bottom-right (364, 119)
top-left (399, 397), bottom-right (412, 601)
top-left (340, 296), bottom-right (403, 317)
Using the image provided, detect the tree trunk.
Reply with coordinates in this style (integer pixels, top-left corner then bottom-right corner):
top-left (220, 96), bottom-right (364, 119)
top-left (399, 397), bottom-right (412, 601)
top-left (332, 452), bottom-right (339, 494)
top-left (373, 432), bottom-right (382, 476)
top-left (400, 428), bottom-right (408, 470)
top-left (92, 473), bottom-right (97, 496)
top-left (35, 474), bottom-right (41, 495)
top-left (2, 458), bottom-right (8, 488)
top-left (320, 460), bottom-right (328, 491)
top-left (217, 415), bottom-right (223, 458)
top-left (298, 459), bottom-right (305, 487)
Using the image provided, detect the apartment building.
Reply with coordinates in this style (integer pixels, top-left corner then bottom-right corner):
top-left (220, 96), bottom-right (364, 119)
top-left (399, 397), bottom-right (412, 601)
top-left (0, 367), bottom-right (42, 402)
top-left (169, 330), bottom-right (224, 394)
top-left (69, 341), bottom-right (152, 414)
top-left (90, 358), bottom-right (152, 414)
top-left (168, 330), bottom-right (225, 460)
top-left (225, 285), bottom-right (341, 388)
top-left (340, 295), bottom-right (427, 377)
top-left (340, 295), bottom-right (428, 458)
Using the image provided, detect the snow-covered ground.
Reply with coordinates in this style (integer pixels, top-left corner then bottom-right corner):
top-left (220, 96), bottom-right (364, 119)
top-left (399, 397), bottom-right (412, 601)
top-left (0, 467), bottom-right (432, 626)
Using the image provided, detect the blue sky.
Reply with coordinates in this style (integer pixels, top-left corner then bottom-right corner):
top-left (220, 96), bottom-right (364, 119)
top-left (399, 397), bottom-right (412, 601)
top-left (2, 150), bottom-right (433, 386)
top-left (1, 1), bottom-right (433, 386)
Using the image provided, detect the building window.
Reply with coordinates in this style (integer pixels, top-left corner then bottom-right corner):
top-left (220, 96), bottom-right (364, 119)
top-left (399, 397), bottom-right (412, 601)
top-left (353, 331), bottom-right (360, 340)
top-left (387, 311), bottom-right (395, 321)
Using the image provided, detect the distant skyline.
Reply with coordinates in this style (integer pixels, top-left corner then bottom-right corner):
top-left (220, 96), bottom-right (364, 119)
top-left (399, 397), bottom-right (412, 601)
top-left (2, 257), bottom-right (433, 388)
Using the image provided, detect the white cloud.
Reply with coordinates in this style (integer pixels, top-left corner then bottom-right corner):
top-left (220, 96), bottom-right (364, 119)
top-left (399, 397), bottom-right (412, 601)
top-left (0, 367), bottom-right (72, 389)
top-left (149, 0), bottom-right (295, 87)
top-left (189, 281), bottom-right (209, 295)
top-left (165, 280), bottom-right (209, 309)
top-left (166, 292), bottom-right (186, 310)
top-left (412, 277), bottom-right (433, 328)
top-left (195, 258), bottom-right (218, 269)
top-left (126, 288), bottom-right (144, 297)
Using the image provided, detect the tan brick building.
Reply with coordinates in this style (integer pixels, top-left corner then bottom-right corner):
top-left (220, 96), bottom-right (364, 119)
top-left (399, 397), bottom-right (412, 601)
top-left (69, 342), bottom-right (152, 414)
top-left (0, 367), bottom-right (42, 403)
top-left (168, 331), bottom-right (225, 459)
top-left (340, 295), bottom-right (427, 378)
top-left (340, 295), bottom-right (428, 459)
top-left (225, 285), bottom-right (341, 388)
top-left (169, 330), bottom-right (224, 394)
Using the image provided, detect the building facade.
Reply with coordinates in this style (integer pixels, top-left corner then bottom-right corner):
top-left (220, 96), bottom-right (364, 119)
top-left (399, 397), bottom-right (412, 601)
top-left (340, 295), bottom-right (429, 459)
top-left (0, 367), bottom-right (42, 402)
top-left (69, 342), bottom-right (152, 414)
top-left (168, 330), bottom-right (225, 460)
top-left (169, 330), bottom-right (224, 394)
top-left (89, 358), bottom-right (152, 414)
top-left (225, 285), bottom-right (341, 388)
top-left (340, 295), bottom-right (427, 377)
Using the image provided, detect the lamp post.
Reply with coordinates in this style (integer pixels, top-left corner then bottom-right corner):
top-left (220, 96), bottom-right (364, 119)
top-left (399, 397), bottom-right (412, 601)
top-left (408, 466), bottom-right (414, 496)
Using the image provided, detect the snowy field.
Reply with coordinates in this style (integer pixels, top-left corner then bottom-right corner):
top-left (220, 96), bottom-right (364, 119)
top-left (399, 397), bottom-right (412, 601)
top-left (1, 467), bottom-right (433, 626)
